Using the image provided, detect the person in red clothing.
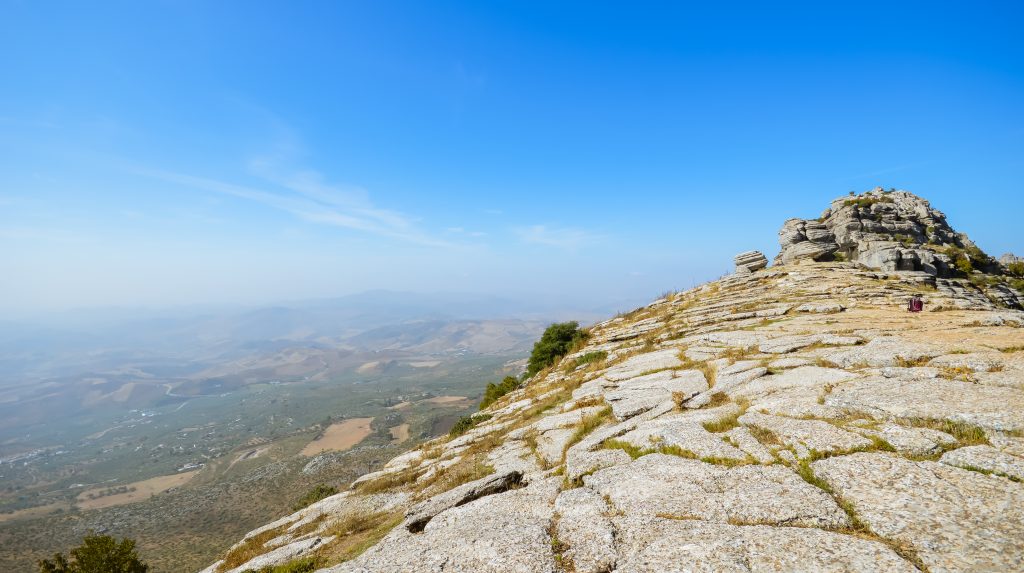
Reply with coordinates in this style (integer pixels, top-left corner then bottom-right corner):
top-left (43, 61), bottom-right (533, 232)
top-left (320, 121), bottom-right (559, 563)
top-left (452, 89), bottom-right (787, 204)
top-left (908, 294), bottom-right (924, 312)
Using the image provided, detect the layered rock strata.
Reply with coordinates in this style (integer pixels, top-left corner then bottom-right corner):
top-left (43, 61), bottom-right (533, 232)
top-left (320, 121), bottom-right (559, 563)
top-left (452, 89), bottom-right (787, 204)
top-left (202, 261), bottom-right (1024, 573)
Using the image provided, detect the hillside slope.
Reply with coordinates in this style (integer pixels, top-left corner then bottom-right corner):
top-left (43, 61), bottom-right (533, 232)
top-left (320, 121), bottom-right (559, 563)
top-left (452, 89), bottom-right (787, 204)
top-left (200, 192), bottom-right (1024, 573)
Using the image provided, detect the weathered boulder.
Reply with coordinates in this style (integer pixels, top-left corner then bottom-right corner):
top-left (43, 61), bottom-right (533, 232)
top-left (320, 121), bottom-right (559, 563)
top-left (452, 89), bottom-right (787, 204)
top-left (774, 188), bottom-right (979, 277)
top-left (733, 250), bottom-right (768, 274)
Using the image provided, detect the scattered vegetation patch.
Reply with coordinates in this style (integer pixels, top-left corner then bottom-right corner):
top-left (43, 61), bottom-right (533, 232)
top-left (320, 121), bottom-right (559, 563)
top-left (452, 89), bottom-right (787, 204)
top-left (937, 366), bottom-right (977, 383)
top-left (568, 351), bottom-right (608, 371)
top-left (746, 425), bottom-right (782, 446)
top-left (293, 484), bottom-right (338, 511)
top-left (843, 196), bottom-right (893, 209)
top-left (894, 356), bottom-right (931, 368)
top-left (901, 417), bottom-right (989, 446)
top-left (701, 399), bottom-right (749, 433)
top-left (954, 464), bottom-right (1023, 483)
top-left (564, 406), bottom-right (613, 454)
top-left (353, 468), bottom-right (419, 495)
top-left (218, 523), bottom-right (292, 571)
top-left (479, 376), bottom-right (521, 410)
top-left (998, 346), bottom-right (1024, 354)
top-left (449, 413), bottom-right (493, 438)
top-left (318, 511), bottom-right (403, 565)
top-left (244, 556), bottom-right (321, 573)
top-left (526, 322), bottom-right (588, 377)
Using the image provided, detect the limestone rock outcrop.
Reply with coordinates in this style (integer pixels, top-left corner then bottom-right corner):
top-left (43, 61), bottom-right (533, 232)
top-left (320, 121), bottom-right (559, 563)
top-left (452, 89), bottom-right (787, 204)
top-left (200, 192), bottom-right (1024, 573)
top-left (733, 250), bottom-right (768, 274)
top-left (776, 187), bottom-right (992, 277)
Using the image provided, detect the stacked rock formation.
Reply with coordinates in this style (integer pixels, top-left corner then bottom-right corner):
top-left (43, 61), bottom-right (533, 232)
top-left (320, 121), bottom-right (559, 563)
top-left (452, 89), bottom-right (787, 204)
top-left (201, 193), bottom-right (1024, 573)
top-left (733, 250), bottom-right (768, 274)
top-left (776, 187), bottom-right (983, 276)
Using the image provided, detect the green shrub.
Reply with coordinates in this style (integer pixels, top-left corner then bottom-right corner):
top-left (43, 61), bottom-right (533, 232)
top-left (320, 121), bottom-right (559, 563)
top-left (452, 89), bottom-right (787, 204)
top-left (526, 322), bottom-right (587, 377)
top-left (1007, 262), bottom-right (1024, 277)
top-left (39, 534), bottom-right (148, 573)
top-left (449, 413), bottom-right (492, 437)
top-left (479, 376), bottom-right (521, 410)
top-left (571, 351), bottom-right (608, 369)
top-left (292, 484), bottom-right (338, 511)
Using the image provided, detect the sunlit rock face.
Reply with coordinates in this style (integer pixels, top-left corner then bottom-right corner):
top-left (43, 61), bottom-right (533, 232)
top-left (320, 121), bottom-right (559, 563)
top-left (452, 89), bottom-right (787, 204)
top-left (201, 191), bottom-right (1024, 573)
top-left (775, 187), bottom-right (996, 277)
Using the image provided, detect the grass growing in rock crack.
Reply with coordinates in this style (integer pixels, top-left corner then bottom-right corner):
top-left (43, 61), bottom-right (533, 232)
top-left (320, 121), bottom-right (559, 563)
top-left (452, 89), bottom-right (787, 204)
top-left (318, 511), bottom-right (404, 565)
top-left (937, 366), bottom-right (977, 382)
top-left (217, 521), bottom-right (294, 571)
top-left (563, 406), bottom-right (613, 454)
top-left (901, 418), bottom-right (990, 446)
top-left (603, 439), bottom-right (750, 467)
top-left (700, 399), bottom-right (749, 433)
top-left (953, 464), bottom-right (1023, 483)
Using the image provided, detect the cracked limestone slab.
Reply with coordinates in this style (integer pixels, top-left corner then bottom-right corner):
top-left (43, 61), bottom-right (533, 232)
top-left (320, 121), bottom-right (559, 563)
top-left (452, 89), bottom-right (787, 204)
top-left (940, 445), bottom-right (1024, 481)
top-left (758, 333), bottom-right (860, 354)
top-left (738, 411), bottom-right (872, 458)
top-left (535, 428), bottom-right (574, 466)
top-left (333, 479), bottom-right (561, 573)
top-left (724, 426), bottom-right (777, 464)
top-left (731, 366), bottom-right (858, 419)
top-left (617, 408), bottom-right (749, 462)
top-left (825, 375), bottom-right (1024, 432)
top-left (554, 488), bottom-right (617, 573)
top-left (812, 452), bottom-right (1024, 573)
top-left (822, 336), bottom-right (943, 368)
top-left (584, 453), bottom-right (848, 528)
top-left (849, 422), bottom-right (955, 457)
top-left (602, 349), bottom-right (683, 381)
top-left (611, 516), bottom-right (917, 573)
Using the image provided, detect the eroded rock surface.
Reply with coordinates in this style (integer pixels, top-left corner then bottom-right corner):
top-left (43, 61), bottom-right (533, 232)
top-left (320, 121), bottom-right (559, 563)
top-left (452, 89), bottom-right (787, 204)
top-left (201, 192), bottom-right (1024, 573)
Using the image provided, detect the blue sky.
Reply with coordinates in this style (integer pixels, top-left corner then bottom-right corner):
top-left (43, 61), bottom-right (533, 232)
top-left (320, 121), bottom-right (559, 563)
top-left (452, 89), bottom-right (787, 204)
top-left (2, 1), bottom-right (1023, 314)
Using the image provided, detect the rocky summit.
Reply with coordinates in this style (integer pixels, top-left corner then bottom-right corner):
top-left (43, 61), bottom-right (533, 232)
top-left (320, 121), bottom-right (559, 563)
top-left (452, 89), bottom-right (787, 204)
top-left (201, 189), bottom-right (1024, 573)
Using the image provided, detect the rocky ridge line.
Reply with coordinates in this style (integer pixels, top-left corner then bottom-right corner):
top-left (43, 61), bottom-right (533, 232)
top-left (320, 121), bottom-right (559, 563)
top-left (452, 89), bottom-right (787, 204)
top-left (200, 191), bottom-right (1024, 573)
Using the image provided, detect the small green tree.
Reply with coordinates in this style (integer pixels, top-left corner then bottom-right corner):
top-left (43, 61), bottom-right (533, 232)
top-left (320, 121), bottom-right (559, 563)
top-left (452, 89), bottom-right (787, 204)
top-left (39, 534), bottom-right (148, 573)
top-left (525, 322), bottom-right (586, 377)
top-left (479, 376), bottom-right (521, 410)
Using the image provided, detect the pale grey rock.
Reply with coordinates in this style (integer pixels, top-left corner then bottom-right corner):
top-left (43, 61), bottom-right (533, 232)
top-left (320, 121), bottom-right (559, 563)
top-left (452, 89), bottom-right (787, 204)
top-left (724, 426), bottom-right (777, 464)
top-left (731, 366), bottom-right (857, 419)
top-left (823, 336), bottom-right (943, 368)
top-left (758, 333), bottom-right (860, 354)
top-left (225, 535), bottom-right (334, 573)
top-left (605, 370), bottom-right (706, 420)
top-left (767, 356), bottom-right (812, 370)
top-left (334, 479), bottom-right (561, 573)
top-left (986, 283), bottom-right (1024, 310)
top-left (738, 411), bottom-right (872, 457)
top-left (618, 408), bottom-right (749, 462)
top-left (850, 422), bottom-right (955, 457)
top-left (734, 250), bottom-right (768, 274)
top-left (532, 406), bottom-right (605, 433)
top-left (795, 302), bottom-right (846, 313)
top-left (535, 428), bottom-right (574, 466)
top-left (584, 454), bottom-right (848, 528)
top-left (940, 445), bottom-right (1024, 481)
top-left (612, 516), bottom-right (917, 573)
top-left (404, 470), bottom-right (523, 532)
top-left (990, 433), bottom-right (1024, 458)
top-left (554, 488), bottom-right (616, 573)
top-left (813, 452), bottom-right (1024, 573)
top-left (602, 349), bottom-right (683, 381)
top-left (825, 375), bottom-right (1024, 432)
top-left (928, 352), bottom-right (1005, 372)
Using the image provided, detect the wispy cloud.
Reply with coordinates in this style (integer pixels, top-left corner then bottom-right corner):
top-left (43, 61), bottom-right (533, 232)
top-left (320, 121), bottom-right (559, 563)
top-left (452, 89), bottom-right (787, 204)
top-left (514, 225), bottom-right (601, 251)
top-left (143, 168), bottom-right (456, 248)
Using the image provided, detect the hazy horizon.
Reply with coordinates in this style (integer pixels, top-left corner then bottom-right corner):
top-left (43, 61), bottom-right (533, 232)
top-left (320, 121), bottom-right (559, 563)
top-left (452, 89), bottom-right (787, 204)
top-left (3, 2), bottom-right (1023, 314)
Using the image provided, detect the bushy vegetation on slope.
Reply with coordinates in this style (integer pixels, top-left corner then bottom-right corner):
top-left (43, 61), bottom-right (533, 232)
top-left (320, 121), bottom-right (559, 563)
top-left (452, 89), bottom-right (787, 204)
top-left (479, 376), bottom-right (521, 410)
top-left (526, 321), bottom-right (587, 377)
top-left (292, 484), bottom-right (338, 511)
top-left (38, 534), bottom-right (148, 573)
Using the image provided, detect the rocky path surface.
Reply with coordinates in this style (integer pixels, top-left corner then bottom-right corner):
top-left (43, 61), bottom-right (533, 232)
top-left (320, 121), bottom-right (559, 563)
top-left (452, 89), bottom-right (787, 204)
top-left (201, 263), bottom-right (1024, 573)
